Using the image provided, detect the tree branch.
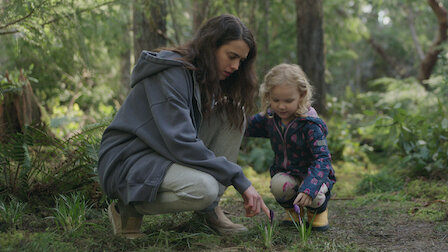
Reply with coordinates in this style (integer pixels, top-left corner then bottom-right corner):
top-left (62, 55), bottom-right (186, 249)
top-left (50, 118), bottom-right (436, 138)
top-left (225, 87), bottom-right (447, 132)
top-left (367, 38), bottom-right (408, 78)
top-left (41, 0), bottom-right (118, 27)
top-left (418, 0), bottom-right (448, 86)
top-left (0, 1), bottom-right (118, 36)
top-left (0, 29), bottom-right (19, 35)
top-left (0, 6), bottom-right (36, 30)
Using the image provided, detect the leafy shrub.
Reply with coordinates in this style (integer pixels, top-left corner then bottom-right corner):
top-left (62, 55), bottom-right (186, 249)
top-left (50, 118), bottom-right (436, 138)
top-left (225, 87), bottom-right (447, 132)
top-left (328, 75), bottom-right (448, 179)
top-left (372, 79), bottom-right (448, 179)
top-left (326, 93), bottom-right (374, 163)
top-left (239, 138), bottom-right (274, 173)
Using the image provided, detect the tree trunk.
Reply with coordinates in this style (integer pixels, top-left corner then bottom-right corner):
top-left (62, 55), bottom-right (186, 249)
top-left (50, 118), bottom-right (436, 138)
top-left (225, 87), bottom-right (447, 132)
top-left (295, 0), bottom-right (327, 116)
top-left (0, 70), bottom-right (45, 142)
top-left (418, 0), bottom-right (448, 87)
top-left (261, 0), bottom-right (270, 74)
top-left (119, 1), bottom-right (132, 99)
top-left (192, 0), bottom-right (211, 32)
top-left (132, 0), bottom-right (167, 62)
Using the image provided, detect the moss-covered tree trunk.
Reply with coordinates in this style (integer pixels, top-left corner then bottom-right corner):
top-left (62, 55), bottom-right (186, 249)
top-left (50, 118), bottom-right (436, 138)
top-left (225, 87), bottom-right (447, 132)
top-left (0, 71), bottom-right (44, 142)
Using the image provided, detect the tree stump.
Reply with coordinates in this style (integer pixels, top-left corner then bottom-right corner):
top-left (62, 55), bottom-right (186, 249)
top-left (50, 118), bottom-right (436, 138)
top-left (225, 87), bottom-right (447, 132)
top-left (0, 70), bottom-right (46, 142)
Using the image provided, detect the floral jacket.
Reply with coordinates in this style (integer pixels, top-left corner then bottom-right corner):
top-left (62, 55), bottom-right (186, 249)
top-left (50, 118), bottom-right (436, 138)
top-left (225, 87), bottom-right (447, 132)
top-left (245, 111), bottom-right (336, 199)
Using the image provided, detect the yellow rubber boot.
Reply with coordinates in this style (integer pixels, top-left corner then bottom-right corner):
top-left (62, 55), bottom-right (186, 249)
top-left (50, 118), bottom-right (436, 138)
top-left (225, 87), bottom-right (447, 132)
top-left (307, 209), bottom-right (329, 231)
top-left (282, 207), bottom-right (305, 225)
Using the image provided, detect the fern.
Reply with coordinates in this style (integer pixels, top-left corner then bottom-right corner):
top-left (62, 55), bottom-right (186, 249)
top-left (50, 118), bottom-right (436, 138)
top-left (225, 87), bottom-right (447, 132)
top-left (0, 120), bottom-right (109, 203)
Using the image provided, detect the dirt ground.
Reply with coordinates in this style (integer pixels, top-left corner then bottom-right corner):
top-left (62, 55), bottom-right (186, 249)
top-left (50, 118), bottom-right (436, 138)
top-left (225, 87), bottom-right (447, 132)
top-left (284, 199), bottom-right (448, 251)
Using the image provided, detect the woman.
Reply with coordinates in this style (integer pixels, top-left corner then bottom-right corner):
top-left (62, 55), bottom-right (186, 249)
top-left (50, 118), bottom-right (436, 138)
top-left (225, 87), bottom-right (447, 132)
top-left (98, 14), bottom-right (269, 239)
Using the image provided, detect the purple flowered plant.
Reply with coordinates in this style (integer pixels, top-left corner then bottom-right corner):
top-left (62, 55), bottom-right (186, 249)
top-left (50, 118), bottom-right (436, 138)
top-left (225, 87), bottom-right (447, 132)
top-left (288, 204), bottom-right (313, 242)
top-left (293, 204), bottom-right (303, 226)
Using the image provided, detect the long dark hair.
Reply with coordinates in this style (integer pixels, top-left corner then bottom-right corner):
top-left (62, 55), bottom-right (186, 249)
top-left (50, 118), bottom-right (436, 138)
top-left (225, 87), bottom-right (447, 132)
top-left (175, 14), bottom-right (258, 129)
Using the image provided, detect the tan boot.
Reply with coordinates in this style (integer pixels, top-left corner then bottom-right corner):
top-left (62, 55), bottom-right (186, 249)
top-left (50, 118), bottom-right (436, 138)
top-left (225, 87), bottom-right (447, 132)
top-left (307, 209), bottom-right (329, 231)
top-left (282, 207), bottom-right (304, 225)
top-left (201, 207), bottom-right (248, 235)
top-left (108, 202), bottom-right (144, 239)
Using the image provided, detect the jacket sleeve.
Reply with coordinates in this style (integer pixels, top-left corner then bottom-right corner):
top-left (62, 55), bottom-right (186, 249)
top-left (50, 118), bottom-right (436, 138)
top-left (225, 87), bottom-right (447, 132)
top-left (299, 122), bottom-right (332, 199)
top-left (245, 113), bottom-right (270, 138)
top-left (140, 67), bottom-right (251, 194)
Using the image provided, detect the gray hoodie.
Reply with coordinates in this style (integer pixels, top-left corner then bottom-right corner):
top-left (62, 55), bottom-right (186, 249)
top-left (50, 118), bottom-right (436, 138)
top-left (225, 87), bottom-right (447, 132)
top-left (97, 50), bottom-right (251, 204)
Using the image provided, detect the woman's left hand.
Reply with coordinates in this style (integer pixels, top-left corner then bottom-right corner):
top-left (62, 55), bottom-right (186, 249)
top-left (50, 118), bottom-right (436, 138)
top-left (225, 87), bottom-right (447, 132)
top-left (293, 192), bottom-right (312, 207)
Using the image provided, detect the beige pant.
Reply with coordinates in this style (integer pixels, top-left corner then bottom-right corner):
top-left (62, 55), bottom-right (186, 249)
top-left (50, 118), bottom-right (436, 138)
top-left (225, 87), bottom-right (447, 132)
top-left (133, 112), bottom-right (245, 215)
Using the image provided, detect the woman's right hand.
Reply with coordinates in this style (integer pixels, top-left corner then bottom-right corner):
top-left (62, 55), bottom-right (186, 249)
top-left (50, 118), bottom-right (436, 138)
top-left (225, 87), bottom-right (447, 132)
top-left (242, 185), bottom-right (271, 219)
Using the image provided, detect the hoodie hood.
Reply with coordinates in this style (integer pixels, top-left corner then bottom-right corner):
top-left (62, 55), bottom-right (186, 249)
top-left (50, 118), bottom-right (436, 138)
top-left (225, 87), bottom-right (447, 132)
top-left (130, 50), bottom-right (191, 88)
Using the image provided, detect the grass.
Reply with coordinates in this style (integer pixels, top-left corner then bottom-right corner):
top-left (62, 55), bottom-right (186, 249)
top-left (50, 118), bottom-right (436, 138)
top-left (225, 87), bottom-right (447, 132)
top-left (0, 197), bottom-right (27, 230)
top-left (49, 193), bottom-right (92, 232)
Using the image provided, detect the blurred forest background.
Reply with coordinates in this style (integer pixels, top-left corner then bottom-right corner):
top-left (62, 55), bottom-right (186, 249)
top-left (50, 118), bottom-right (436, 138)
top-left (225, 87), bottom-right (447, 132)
top-left (1, 0), bottom-right (448, 250)
top-left (1, 0), bottom-right (448, 213)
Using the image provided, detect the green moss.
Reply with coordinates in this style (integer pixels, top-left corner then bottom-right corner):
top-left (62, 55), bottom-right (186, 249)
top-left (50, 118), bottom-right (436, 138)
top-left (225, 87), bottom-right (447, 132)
top-left (356, 173), bottom-right (404, 195)
top-left (411, 203), bottom-right (447, 222)
top-left (404, 180), bottom-right (448, 200)
top-left (0, 231), bottom-right (76, 252)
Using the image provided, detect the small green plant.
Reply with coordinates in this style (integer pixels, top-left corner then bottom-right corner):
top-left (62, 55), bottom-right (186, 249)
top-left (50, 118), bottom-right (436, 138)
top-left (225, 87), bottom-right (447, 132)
top-left (288, 204), bottom-right (313, 242)
top-left (50, 192), bottom-right (92, 232)
top-left (0, 197), bottom-right (27, 230)
top-left (258, 209), bottom-right (275, 248)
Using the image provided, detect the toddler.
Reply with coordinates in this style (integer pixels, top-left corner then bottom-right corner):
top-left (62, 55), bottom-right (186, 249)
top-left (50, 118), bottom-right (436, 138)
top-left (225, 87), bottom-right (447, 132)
top-left (245, 64), bottom-right (336, 231)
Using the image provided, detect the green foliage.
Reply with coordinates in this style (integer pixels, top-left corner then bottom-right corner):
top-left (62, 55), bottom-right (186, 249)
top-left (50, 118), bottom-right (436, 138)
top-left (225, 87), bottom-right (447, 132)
top-left (50, 192), bottom-right (92, 232)
top-left (326, 93), bottom-right (374, 164)
top-left (0, 122), bottom-right (108, 204)
top-left (407, 179), bottom-right (448, 222)
top-left (411, 204), bottom-right (447, 222)
top-left (239, 138), bottom-right (273, 173)
top-left (1, 0), bottom-right (128, 132)
top-left (404, 180), bottom-right (448, 201)
top-left (0, 67), bottom-right (38, 98)
top-left (327, 72), bottom-right (448, 180)
top-left (370, 77), bottom-right (448, 178)
top-left (356, 171), bottom-right (404, 195)
top-left (351, 192), bottom-right (409, 207)
top-left (0, 197), bottom-right (27, 230)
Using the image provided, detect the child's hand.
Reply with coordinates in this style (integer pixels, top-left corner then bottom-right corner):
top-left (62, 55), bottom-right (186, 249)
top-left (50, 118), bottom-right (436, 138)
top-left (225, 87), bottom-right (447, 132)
top-left (293, 192), bottom-right (312, 207)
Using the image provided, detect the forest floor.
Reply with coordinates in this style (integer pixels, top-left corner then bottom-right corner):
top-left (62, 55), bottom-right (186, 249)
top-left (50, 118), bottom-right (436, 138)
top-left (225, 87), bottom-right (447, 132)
top-left (214, 183), bottom-right (448, 252)
top-left (1, 166), bottom-right (448, 251)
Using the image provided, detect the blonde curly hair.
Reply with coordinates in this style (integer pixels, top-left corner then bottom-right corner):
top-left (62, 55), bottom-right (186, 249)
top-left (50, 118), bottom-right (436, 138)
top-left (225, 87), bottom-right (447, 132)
top-left (259, 63), bottom-right (313, 116)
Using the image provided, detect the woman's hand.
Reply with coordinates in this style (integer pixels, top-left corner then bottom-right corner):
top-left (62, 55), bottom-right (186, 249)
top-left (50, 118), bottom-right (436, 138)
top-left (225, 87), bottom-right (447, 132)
top-left (242, 185), bottom-right (271, 218)
top-left (293, 192), bottom-right (312, 207)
